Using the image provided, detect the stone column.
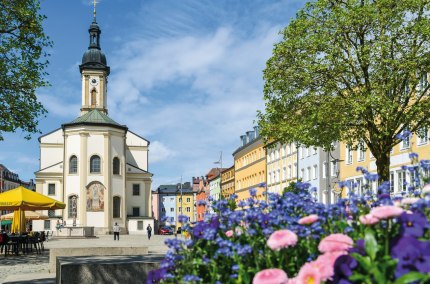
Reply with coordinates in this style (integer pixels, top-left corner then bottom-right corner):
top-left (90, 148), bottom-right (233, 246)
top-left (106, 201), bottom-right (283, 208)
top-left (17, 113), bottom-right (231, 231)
top-left (79, 132), bottom-right (88, 225)
top-left (103, 133), bottom-right (111, 232)
top-left (145, 180), bottom-right (152, 217)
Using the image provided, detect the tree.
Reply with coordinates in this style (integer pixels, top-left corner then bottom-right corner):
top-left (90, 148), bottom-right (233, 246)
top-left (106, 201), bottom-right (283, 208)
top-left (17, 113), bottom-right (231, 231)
top-left (0, 0), bottom-right (51, 140)
top-left (258, 0), bottom-right (430, 182)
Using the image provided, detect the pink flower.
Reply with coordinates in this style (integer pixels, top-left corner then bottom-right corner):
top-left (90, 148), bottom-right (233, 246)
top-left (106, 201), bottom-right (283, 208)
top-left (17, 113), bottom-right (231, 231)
top-left (267, 229), bottom-right (298, 251)
top-left (318, 233), bottom-right (353, 253)
top-left (359, 214), bottom-right (379, 225)
top-left (370, 205), bottom-right (404, 219)
top-left (401, 197), bottom-right (420, 205)
top-left (298, 214), bottom-right (319, 225)
top-left (296, 263), bottom-right (322, 284)
top-left (252, 268), bottom-right (288, 284)
top-left (422, 183), bottom-right (430, 195)
top-left (225, 230), bottom-right (233, 238)
top-left (313, 251), bottom-right (346, 280)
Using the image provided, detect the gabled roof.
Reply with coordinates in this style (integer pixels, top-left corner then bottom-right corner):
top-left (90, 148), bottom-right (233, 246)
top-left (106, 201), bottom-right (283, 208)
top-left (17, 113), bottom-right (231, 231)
top-left (62, 109), bottom-right (127, 131)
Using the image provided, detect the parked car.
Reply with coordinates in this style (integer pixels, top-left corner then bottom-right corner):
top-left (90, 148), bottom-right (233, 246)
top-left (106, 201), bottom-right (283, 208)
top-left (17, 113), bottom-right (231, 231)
top-left (158, 226), bottom-right (174, 235)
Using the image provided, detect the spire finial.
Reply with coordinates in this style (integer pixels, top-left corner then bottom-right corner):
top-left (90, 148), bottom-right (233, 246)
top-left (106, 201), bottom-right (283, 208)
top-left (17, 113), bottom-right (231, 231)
top-left (93, 0), bottom-right (98, 21)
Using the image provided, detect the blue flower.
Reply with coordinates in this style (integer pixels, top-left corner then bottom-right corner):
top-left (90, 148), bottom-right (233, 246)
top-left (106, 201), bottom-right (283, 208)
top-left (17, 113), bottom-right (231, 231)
top-left (146, 268), bottom-right (167, 284)
top-left (183, 274), bottom-right (202, 283)
top-left (399, 212), bottom-right (428, 237)
top-left (391, 236), bottom-right (430, 277)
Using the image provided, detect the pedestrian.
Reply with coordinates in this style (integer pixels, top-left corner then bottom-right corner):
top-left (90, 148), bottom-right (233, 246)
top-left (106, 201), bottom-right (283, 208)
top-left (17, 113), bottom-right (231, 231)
top-left (56, 220), bottom-right (61, 232)
top-left (147, 224), bottom-right (152, 240)
top-left (113, 222), bottom-right (120, 241)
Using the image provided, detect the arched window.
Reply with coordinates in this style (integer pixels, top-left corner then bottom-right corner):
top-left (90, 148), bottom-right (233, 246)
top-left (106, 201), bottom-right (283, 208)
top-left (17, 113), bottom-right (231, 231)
top-left (113, 157), bottom-right (120, 175)
top-left (69, 155), bottom-right (78, 174)
top-left (68, 195), bottom-right (78, 219)
top-left (90, 155), bottom-right (101, 173)
top-left (91, 89), bottom-right (97, 106)
top-left (113, 196), bottom-right (120, 218)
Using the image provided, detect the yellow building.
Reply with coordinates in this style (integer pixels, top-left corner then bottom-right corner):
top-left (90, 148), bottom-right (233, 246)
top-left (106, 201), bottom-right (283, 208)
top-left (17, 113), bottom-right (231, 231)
top-left (339, 128), bottom-right (430, 197)
top-left (266, 142), bottom-right (298, 194)
top-left (233, 128), bottom-right (266, 202)
top-left (175, 187), bottom-right (195, 223)
top-left (221, 166), bottom-right (235, 199)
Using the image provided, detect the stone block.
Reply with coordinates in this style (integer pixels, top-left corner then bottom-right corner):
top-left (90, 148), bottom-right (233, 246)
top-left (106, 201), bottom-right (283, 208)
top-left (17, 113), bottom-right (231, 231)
top-left (56, 255), bottom-right (163, 284)
top-left (49, 247), bottom-right (149, 272)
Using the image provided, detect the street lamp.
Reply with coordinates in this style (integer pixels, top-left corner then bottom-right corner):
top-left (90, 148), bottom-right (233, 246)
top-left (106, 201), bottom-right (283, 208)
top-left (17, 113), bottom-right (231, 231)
top-left (214, 151), bottom-right (222, 200)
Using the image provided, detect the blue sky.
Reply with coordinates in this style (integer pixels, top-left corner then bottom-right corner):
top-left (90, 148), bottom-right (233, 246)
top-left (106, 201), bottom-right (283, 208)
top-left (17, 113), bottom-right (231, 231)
top-left (1, 0), bottom-right (306, 189)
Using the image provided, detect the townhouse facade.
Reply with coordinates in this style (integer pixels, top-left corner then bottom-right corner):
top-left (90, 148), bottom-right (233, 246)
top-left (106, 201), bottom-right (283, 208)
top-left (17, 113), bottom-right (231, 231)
top-left (221, 166), bottom-right (235, 199)
top-left (233, 127), bottom-right (266, 201)
top-left (266, 142), bottom-right (298, 195)
top-left (339, 127), bottom-right (430, 198)
top-left (175, 182), bottom-right (194, 223)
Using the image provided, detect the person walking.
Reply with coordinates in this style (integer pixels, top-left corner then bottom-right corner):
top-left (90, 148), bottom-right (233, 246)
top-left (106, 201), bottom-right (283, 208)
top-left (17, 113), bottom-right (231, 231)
top-left (113, 222), bottom-right (121, 241)
top-left (146, 224), bottom-right (152, 240)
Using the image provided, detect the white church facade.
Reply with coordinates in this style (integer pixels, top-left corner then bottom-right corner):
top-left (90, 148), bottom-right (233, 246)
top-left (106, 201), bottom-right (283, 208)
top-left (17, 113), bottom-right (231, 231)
top-left (34, 15), bottom-right (153, 235)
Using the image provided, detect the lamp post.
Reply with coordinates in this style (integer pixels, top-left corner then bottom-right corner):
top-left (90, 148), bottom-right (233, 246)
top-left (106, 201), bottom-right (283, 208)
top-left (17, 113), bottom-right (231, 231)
top-left (214, 151), bottom-right (222, 200)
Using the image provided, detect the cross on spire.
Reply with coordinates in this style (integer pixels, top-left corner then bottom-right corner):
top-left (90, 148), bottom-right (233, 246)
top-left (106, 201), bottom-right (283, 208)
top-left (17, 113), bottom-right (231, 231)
top-left (93, 0), bottom-right (98, 21)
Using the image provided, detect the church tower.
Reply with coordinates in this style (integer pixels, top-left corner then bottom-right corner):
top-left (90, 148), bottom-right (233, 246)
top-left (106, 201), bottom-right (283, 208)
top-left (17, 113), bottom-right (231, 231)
top-left (79, 10), bottom-right (110, 115)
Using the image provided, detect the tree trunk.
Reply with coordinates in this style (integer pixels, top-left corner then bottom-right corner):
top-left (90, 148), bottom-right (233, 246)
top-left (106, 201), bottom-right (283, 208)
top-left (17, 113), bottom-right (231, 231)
top-left (375, 148), bottom-right (391, 184)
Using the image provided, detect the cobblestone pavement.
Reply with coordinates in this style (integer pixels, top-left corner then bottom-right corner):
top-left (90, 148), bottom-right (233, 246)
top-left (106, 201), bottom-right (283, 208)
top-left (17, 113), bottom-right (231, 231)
top-left (0, 234), bottom-right (173, 283)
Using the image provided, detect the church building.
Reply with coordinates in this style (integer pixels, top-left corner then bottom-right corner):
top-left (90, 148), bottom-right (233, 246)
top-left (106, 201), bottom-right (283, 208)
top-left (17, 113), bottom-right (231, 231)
top-left (34, 13), bottom-right (153, 234)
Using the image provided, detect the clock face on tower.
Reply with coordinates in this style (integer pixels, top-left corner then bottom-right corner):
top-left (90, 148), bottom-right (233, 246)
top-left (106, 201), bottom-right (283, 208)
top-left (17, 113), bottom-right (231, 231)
top-left (90, 77), bottom-right (99, 86)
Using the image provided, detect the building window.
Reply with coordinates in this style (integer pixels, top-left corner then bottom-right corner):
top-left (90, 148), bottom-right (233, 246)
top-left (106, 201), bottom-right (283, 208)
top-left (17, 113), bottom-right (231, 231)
top-left (48, 183), bottom-right (55, 195)
top-left (390, 172), bottom-right (395, 193)
top-left (170, 208), bottom-right (174, 212)
top-left (331, 161), bottom-right (338, 177)
top-left (300, 168), bottom-right (304, 179)
top-left (187, 198), bottom-right (190, 202)
top-left (161, 208), bottom-right (166, 212)
top-left (179, 197), bottom-right (182, 203)
top-left (186, 207), bottom-right (191, 212)
top-left (90, 155), bottom-right (101, 173)
top-left (133, 184), bottom-right (140, 196)
top-left (137, 221), bottom-right (143, 230)
top-left (44, 220), bottom-right (51, 230)
top-left (307, 167), bottom-right (311, 181)
top-left (346, 146), bottom-right (353, 164)
top-left (313, 165), bottom-right (318, 180)
top-left (132, 207), bottom-right (140, 217)
top-left (68, 195), bottom-right (78, 219)
top-left (113, 196), bottom-right (120, 218)
top-left (398, 171), bottom-right (406, 192)
top-left (288, 165), bottom-right (292, 179)
top-left (113, 157), bottom-right (120, 175)
top-left (48, 210), bottom-right (55, 218)
top-left (358, 142), bottom-right (365, 161)
top-left (69, 156), bottom-right (78, 174)
top-left (417, 127), bottom-right (428, 145)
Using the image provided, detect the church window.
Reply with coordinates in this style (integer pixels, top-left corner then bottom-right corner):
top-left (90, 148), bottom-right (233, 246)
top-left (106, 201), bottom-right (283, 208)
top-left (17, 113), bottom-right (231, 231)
top-left (69, 156), bottom-right (78, 174)
top-left (132, 207), bottom-right (140, 217)
top-left (113, 157), bottom-right (120, 175)
top-left (113, 196), bottom-right (120, 218)
top-left (133, 184), bottom-right (140, 196)
top-left (90, 155), bottom-right (101, 173)
top-left (68, 195), bottom-right (78, 219)
top-left (91, 88), bottom-right (97, 106)
top-left (48, 183), bottom-right (55, 195)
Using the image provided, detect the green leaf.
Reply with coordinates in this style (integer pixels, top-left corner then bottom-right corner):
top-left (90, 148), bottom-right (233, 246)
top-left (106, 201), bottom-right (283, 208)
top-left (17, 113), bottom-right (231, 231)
top-left (351, 253), bottom-right (372, 270)
top-left (364, 229), bottom-right (378, 260)
top-left (393, 272), bottom-right (428, 284)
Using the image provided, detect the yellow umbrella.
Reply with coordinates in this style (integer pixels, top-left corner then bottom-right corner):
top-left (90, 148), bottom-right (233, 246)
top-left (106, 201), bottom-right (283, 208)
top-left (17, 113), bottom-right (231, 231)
top-left (11, 209), bottom-right (26, 234)
top-left (0, 186), bottom-right (66, 210)
top-left (1, 211), bottom-right (49, 220)
top-left (0, 186), bottom-right (65, 234)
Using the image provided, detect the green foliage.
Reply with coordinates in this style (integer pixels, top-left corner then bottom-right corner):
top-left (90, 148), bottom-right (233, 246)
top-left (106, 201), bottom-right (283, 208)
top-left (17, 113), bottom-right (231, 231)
top-left (258, 0), bottom-right (430, 181)
top-left (282, 179), bottom-right (302, 195)
top-left (0, 0), bottom-right (51, 140)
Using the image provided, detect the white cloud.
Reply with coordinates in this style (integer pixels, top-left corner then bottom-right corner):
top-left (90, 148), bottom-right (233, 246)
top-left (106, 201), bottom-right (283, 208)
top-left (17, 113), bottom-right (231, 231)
top-left (149, 141), bottom-right (176, 163)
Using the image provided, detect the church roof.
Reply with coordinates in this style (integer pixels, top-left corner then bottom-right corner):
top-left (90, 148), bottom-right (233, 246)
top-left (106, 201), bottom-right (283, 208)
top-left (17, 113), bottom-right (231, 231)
top-left (62, 109), bottom-right (127, 131)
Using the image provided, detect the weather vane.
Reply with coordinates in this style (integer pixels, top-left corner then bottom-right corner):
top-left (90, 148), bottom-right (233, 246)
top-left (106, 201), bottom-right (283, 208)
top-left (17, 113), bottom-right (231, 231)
top-left (93, 0), bottom-right (98, 21)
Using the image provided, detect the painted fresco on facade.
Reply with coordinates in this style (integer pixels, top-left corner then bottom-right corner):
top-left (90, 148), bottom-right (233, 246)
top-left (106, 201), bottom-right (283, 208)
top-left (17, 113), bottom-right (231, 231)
top-left (86, 182), bottom-right (105, 212)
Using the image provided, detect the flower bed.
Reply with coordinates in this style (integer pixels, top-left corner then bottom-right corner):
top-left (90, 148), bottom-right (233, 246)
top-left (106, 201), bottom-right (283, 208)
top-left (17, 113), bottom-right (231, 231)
top-left (149, 174), bottom-right (430, 283)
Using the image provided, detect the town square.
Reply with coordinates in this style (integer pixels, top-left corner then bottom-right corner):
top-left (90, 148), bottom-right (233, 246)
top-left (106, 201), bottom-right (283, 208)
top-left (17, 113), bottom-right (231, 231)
top-left (1, 0), bottom-right (430, 283)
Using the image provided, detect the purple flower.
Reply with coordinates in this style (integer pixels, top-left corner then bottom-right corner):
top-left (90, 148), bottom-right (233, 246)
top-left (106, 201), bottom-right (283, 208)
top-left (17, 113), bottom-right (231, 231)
top-left (399, 212), bottom-right (428, 237)
top-left (332, 254), bottom-right (358, 283)
top-left (147, 268), bottom-right (167, 284)
top-left (391, 236), bottom-right (430, 277)
top-left (183, 274), bottom-right (202, 283)
top-left (249, 188), bottom-right (257, 197)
